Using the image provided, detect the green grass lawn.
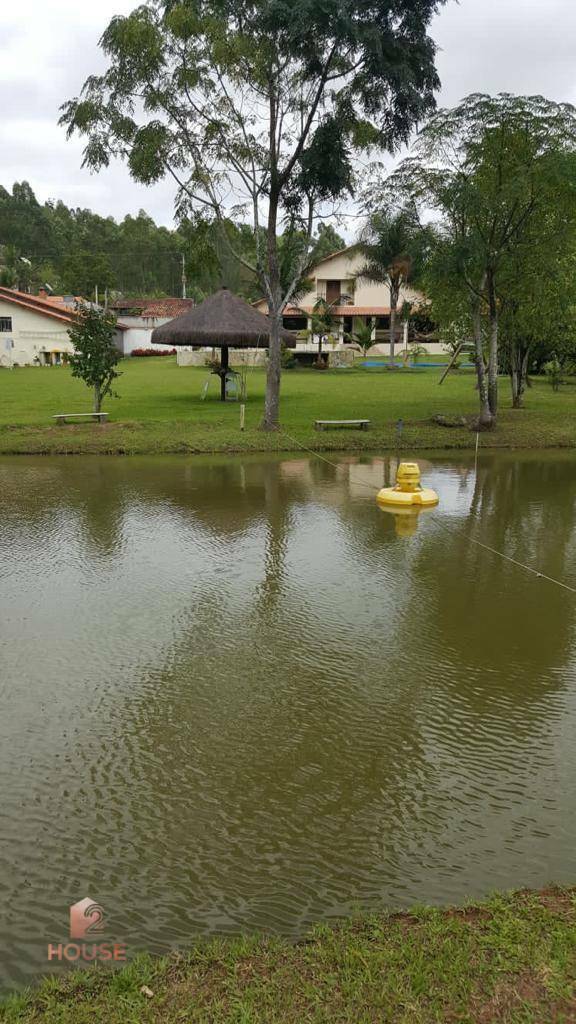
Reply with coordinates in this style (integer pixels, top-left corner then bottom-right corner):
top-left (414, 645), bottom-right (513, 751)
top-left (0, 357), bottom-right (574, 454)
top-left (2, 889), bottom-right (575, 1023)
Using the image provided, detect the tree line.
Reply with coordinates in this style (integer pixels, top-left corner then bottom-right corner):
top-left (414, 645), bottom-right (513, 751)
top-left (0, 182), bottom-right (344, 303)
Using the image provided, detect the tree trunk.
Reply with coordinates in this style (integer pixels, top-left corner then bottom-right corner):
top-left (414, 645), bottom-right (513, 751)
top-left (263, 313), bottom-right (282, 430)
top-left (220, 344), bottom-right (229, 402)
top-left (511, 364), bottom-right (520, 408)
top-left (389, 284), bottom-right (399, 364)
top-left (510, 344), bottom-right (529, 408)
top-left (472, 304), bottom-right (493, 429)
top-left (94, 385), bottom-right (101, 414)
top-left (521, 350), bottom-right (529, 398)
top-left (487, 271), bottom-right (498, 417)
top-left (262, 187), bottom-right (282, 431)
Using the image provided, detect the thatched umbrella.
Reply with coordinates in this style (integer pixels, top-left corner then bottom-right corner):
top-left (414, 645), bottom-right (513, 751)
top-left (151, 287), bottom-right (297, 401)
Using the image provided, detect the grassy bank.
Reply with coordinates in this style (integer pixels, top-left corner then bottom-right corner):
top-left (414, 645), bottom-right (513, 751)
top-left (0, 359), bottom-right (575, 455)
top-left (1, 889), bottom-right (575, 1023)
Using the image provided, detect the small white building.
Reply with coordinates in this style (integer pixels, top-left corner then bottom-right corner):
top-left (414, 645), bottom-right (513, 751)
top-left (111, 297), bottom-right (194, 355)
top-left (0, 287), bottom-right (125, 366)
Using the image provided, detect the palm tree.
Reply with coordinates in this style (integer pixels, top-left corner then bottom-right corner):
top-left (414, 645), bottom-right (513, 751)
top-left (357, 207), bottom-right (429, 363)
top-left (307, 297), bottom-right (340, 366)
top-left (306, 291), bottom-right (353, 366)
top-left (345, 317), bottom-right (375, 356)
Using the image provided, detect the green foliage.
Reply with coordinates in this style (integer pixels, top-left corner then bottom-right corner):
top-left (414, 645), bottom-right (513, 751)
top-left (68, 305), bottom-right (122, 412)
top-left (359, 207), bottom-right (432, 295)
top-left (280, 343), bottom-right (296, 369)
top-left (409, 344), bottom-right (429, 358)
top-left (310, 224), bottom-right (346, 263)
top-left (59, 0), bottom-right (447, 427)
top-left (381, 93), bottom-right (576, 416)
top-left (307, 296), bottom-right (340, 363)
top-left (345, 318), bottom-right (374, 354)
top-left (0, 182), bottom-right (261, 300)
top-left (544, 358), bottom-right (565, 391)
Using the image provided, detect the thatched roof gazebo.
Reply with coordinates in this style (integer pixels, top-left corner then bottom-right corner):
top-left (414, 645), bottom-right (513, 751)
top-left (151, 288), bottom-right (296, 400)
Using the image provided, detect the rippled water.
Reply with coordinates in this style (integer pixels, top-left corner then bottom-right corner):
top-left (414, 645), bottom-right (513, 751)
top-left (1, 450), bottom-right (576, 991)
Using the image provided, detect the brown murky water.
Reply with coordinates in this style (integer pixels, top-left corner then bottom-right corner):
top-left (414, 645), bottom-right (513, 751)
top-left (1, 451), bottom-right (576, 991)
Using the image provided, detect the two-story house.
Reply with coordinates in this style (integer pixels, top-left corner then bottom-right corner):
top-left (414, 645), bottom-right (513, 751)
top-left (253, 245), bottom-right (429, 356)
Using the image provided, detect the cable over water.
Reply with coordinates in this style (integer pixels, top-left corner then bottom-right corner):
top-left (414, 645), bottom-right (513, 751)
top-left (280, 430), bottom-right (576, 595)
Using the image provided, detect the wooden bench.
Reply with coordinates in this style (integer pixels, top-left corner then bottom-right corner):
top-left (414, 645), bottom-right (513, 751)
top-left (314, 419), bottom-right (370, 431)
top-left (53, 412), bottom-right (109, 425)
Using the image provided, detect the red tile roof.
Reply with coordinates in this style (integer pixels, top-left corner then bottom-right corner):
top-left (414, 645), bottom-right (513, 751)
top-left (0, 287), bottom-right (80, 325)
top-left (327, 306), bottom-right (391, 316)
top-left (111, 297), bottom-right (194, 318)
top-left (255, 300), bottom-right (391, 317)
top-left (0, 288), bottom-right (127, 329)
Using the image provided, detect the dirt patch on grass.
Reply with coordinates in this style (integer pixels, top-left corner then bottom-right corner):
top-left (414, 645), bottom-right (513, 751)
top-left (473, 969), bottom-right (576, 1023)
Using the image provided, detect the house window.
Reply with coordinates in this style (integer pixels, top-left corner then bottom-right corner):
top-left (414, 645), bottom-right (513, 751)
top-left (283, 315), bottom-right (308, 332)
top-left (0, 317), bottom-right (13, 332)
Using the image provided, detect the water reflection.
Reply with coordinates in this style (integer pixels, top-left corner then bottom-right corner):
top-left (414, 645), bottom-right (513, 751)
top-left (1, 451), bottom-right (576, 992)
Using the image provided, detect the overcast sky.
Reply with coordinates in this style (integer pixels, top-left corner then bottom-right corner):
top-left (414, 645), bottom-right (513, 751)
top-left (2, 0), bottom-right (576, 231)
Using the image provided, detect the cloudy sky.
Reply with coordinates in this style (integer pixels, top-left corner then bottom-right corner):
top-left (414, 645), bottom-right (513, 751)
top-left (2, 0), bottom-right (576, 229)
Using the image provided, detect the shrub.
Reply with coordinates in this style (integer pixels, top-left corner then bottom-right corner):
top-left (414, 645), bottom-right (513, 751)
top-left (408, 344), bottom-right (429, 361)
top-left (281, 343), bottom-right (296, 369)
top-left (131, 348), bottom-right (176, 357)
top-left (544, 358), bottom-right (564, 391)
top-left (205, 355), bottom-right (222, 372)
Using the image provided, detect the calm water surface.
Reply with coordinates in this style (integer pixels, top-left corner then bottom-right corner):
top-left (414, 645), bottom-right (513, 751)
top-left (1, 451), bottom-right (576, 990)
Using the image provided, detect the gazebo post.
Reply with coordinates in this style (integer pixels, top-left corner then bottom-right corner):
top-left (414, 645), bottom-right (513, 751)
top-left (220, 345), bottom-right (229, 402)
top-left (150, 289), bottom-right (297, 401)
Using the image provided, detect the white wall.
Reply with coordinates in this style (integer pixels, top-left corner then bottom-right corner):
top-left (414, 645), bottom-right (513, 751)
top-left (177, 349), bottom-right (268, 367)
top-left (0, 299), bottom-right (74, 366)
top-left (300, 249), bottom-right (424, 309)
top-left (116, 315), bottom-right (180, 355)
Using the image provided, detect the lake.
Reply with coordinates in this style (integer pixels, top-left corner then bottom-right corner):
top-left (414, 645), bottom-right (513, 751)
top-left (1, 450), bottom-right (575, 991)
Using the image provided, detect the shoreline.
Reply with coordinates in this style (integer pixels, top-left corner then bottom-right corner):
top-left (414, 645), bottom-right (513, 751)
top-left (1, 421), bottom-right (575, 457)
top-left (1, 887), bottom-right (575, 1022)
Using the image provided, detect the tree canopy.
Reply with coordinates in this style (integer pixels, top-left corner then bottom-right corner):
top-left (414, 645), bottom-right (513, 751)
top-left (68, 305), bottom-right (122, 413)
top-left (376, 93), bottom-right (576, 426)
top-left (60, 0), bottom-right (447, 427)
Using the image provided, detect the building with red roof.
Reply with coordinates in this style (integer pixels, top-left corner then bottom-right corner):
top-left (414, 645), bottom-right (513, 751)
top-left (0, 288), bottom-right (126, 366)
top-left (110, 297), bottom-right (195, 354)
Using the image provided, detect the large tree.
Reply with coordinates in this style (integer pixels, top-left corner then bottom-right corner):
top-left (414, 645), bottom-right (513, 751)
top-left (60, 0), bottom-right (446, 429)
top-left (376, 93), bottom-right (576, 427)
top-left (498, 238), bottom-right (576, 407)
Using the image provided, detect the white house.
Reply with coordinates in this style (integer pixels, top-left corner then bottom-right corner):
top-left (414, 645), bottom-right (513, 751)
top-left (0, 287), bottom-right (126, 366)
top-left (253, 245), bottom-right (440, 358)
top-left (110, 297), bottom-right (194, 354)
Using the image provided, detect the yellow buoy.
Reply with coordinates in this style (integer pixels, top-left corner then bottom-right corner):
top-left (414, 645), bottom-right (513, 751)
top-left (380, 505), bottom-right (422, 536)
top-left (376, 462), bottom-right (439, 508)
